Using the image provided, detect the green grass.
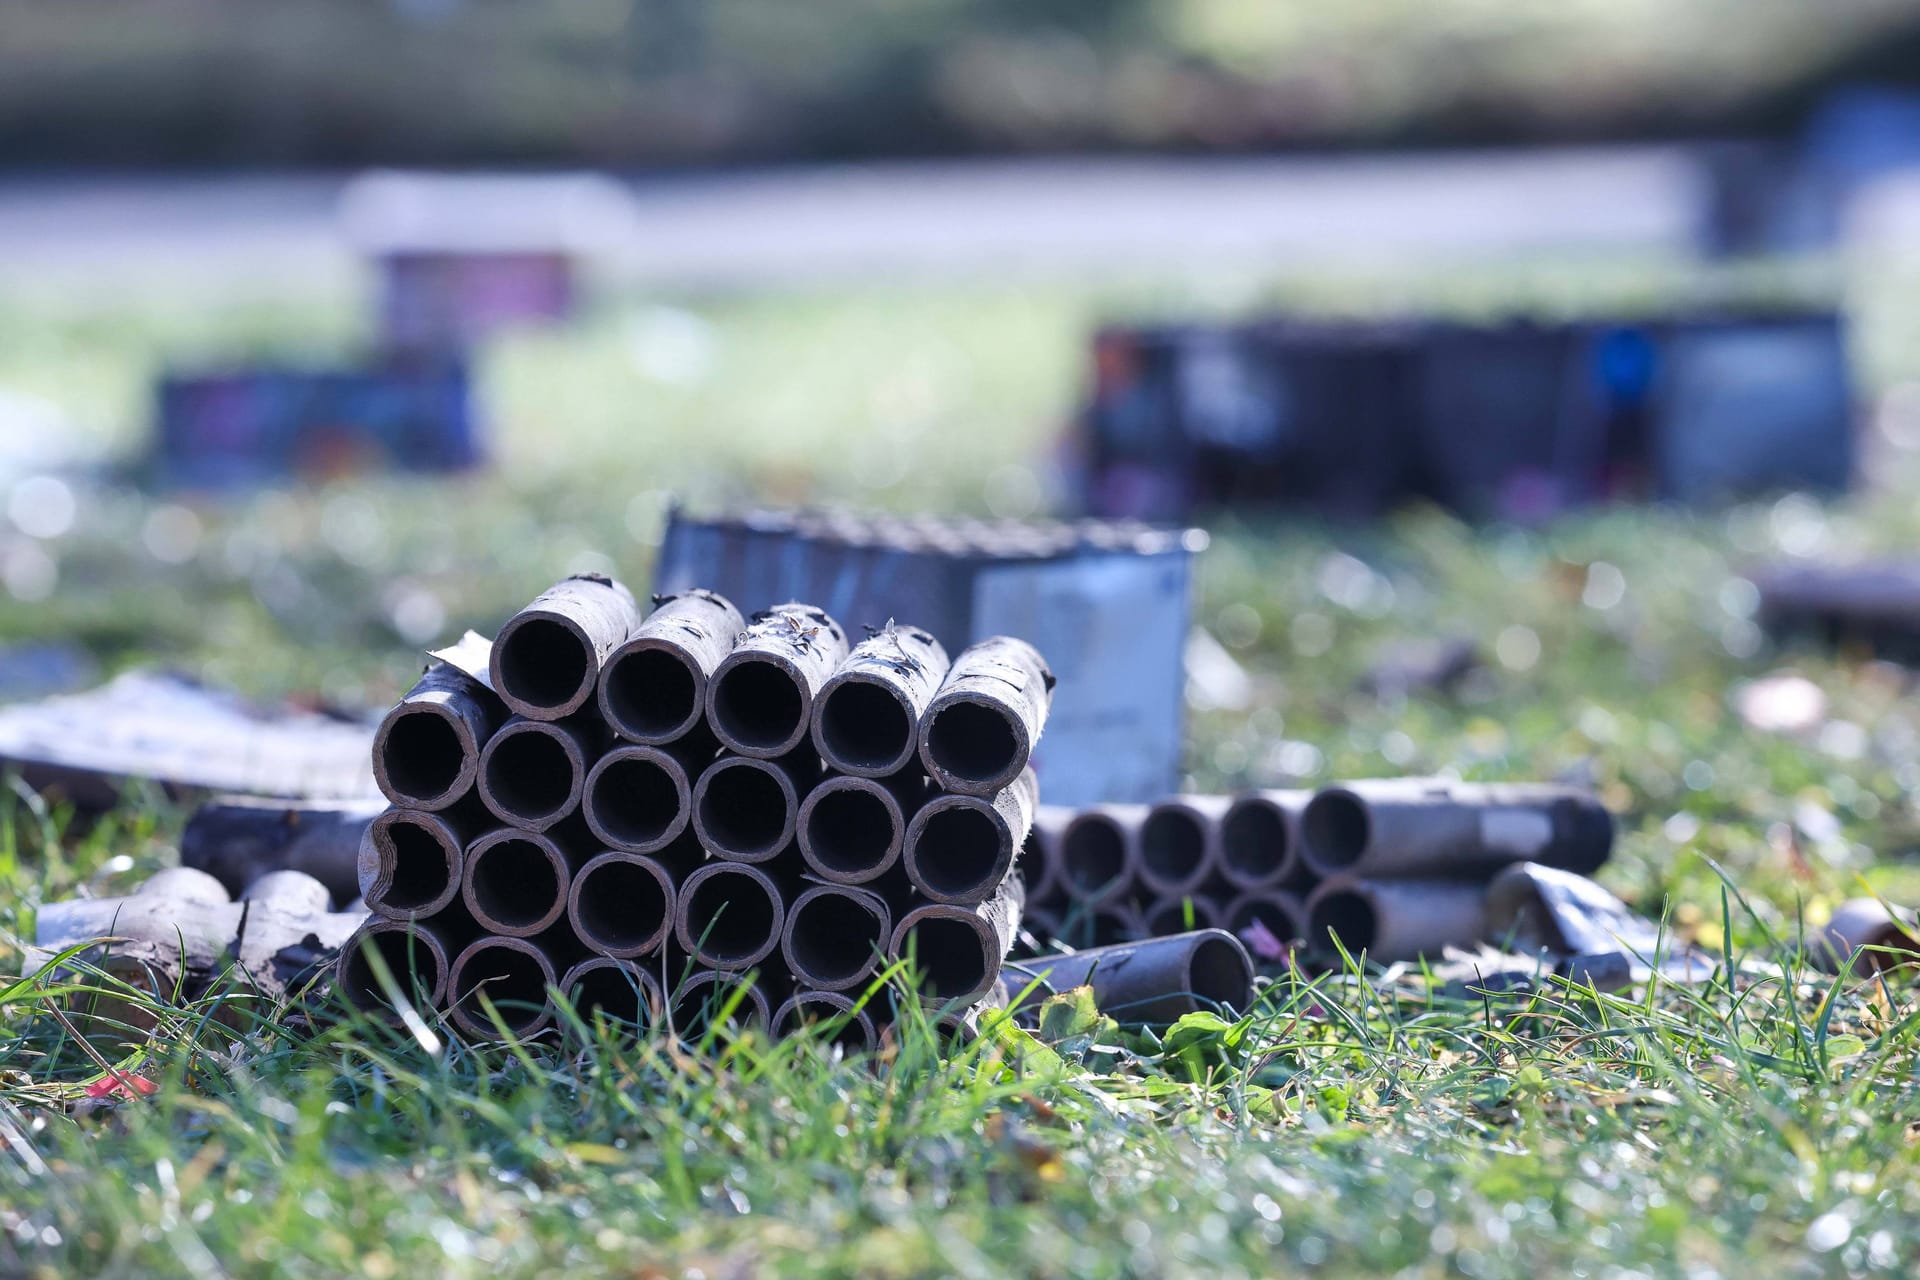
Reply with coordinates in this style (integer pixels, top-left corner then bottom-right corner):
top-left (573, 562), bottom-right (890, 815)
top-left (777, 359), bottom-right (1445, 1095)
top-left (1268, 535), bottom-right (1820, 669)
top-left (3, 255), bottom-right (1920, 1275)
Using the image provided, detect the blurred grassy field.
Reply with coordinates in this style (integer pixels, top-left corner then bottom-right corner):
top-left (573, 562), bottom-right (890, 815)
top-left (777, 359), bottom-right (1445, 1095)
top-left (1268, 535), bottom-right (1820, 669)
top-left (2, 252), bottom-right (1920, 1274)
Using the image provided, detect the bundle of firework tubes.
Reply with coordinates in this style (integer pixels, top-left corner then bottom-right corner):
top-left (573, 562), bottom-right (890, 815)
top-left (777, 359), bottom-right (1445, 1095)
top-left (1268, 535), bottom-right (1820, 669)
top-left (336, 575), bottom-right (1050, 1048)
top-left (1023, 779), bottom-right (1614, 964)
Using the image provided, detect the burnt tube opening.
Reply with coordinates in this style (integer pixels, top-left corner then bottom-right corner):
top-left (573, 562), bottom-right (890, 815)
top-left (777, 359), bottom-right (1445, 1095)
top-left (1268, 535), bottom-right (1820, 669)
top-left (484, 729), bottom-right (576, 821)
top-left (789, 892), bottom-right (885, 987)
top-left (711, 660), bottom-right (805, 753)
top-left (380, 711), bottom-right (464, 803)
top-left (818, 681), bottom-right (912, 772)
top-left (1062, 818), bottom-right (1126, 896)
top-left (1310, 889), bottom-right (1378, 954)
top-left (1302, 791), bottom-right (1370, 871)
top-left (589, 754), bottom-right (683, 846)
top-left (1141, 809), bottom-right (1205, 886)
top-left (779, 997), bottom-right (873, 1053)
top-left (603, 647), bottom-right (698, 740)
top-left (698, 762), bottom-right (789, 857)
top-left (803, 785), bottom-right (896, 877)
top-left (1221, 801), bottom-right (1287, 882)
top-left (682, 869), bottom-right (779, 964)
top-left (453, 945), bottom-right (550, 1033)
top-left (911, 805), bottom-right (1002, 899)
top-left (497, 618), bottom-right (592, 712)
top-left (1186, 936), bottom-right (1253, 1010)
top-left (341, 929), bottom-right (441, 1009)
top-left (568, 963), bottom-right (657, 1029)
top-left (899, 916), bottom-right (989, 999)
top-left (1228, 896), bottom-right (1301, 944)
top-left (376, 816), bottom-right (456, 912)
top-left (674, 975), bottom-right (762, 1038)
top-left (925, 702), bottom-right (1019, 785)
top-left (573, 859), bottom-right (669, 953)
top-left (467, 837), bottom-right (562, 931)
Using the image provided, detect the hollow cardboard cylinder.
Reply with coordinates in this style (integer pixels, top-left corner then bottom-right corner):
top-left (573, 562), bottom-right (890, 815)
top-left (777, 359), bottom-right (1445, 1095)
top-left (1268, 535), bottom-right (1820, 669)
top-left (598, 589), bottom-right (745, 744)
top-left (889, 871), bottom-right (1024, 1007)
top-left (184, 796), bottom-right (384, 908)
top-left (583, 740), bottom-right (708, 854)
top-left (560, 955), bottom-right (665, 1030)
top-left (781, 884), bottom-right (892, 992)
top-left (1006, 928), bottom-right (1255, 1025)
top-left (811, 625), bottom-right (951, 777)
top-left (448, 934), bottom-right (558, 1040)
top-left (1144, 893), bottom-right (1223, 938)
top-left (461, 827), bottom-right (573, 938)
top-left (1218, 789), bottom-right (1311, 892)
top-left (918, 636), bottom-right (1053, 796)
top-left (359, 801), bottom-right (486, 920)
top-left (674, 860), bottom-right (788, 970)
top-left (691, 751), bottom-right (817, 863)
top-left (772, 990), bottom-right (879, 1053)
top-left (796, 770), bottom-right (923, 884)
top-left (1138, 795), bottom-right (1230, 899)
top-left (336, 916), bottom-right (460, 1014)
top-left (567, 851), bottom-right (677, 959)
top-left (490, 574), bottom-right (641, 721)
top-left (672, 968), bottom-right (773, 1037)
top-left (706, 603), bottom-right (850, 758)
top-left (477, 714), bottom-right (600, 832)
top-left (1299, 779), bottom-right (1613, 879)
top-left (1811, 898), bottom-right (1920, 975)
top-left (1057, 804), bottom-right (1143, 903)
top-left (903, 767), bottom-right (1038, 905)
top-left (1305, 876), bottom-right (1489, 963)
top-left (373, 660), bottom-right (505, 811)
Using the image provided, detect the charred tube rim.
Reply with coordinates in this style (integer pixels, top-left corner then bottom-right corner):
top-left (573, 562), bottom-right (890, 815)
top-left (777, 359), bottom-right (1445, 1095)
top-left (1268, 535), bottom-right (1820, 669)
top-left (692, 755), bottom-right (800, 863)
top-left (1059, 811), bottom-right (1132, 902)
top-left (781, 884), bottom-right (891, 991)
top-left (772, 990), bottom-right (878, 1054)
top-left (1138, 802), bottom-right (1211, 896)
top-left (707, 650), bottom-right (815, 758)
top-left (796, 774), bottom-right (906, 883)
top-left (889, 904), bottom-right (1004, 1006)
top-left (674, 861), bottom-right (786, 970)
top-left (373, 701), bottom-right (481, 811)
top-left (583, 744), bottom-right (694, 853)
top-left (491, 609), bottom-right (600, 721)
top-left (1305, 880), bottom-right (1379, 955)
top-left (1220, 792), bottom-right (1297, 890)
top-left (903, 792), bottom-right (1015, 905)
top-left (812, 672), bottom-right (918, 777)
top-left (567, 851), bottom-right (675, 959)
top-left (449, 935), bottom-right (557, 1040)
top-left (671, 969), bottom-right (772, 1037)
top-left (461, 828), bottom-right (570, 937)
top-left (1224, 891), bottom-right (1307, 946)
top-left (598, 635), bottom-right (707, 744)
top-left (363, 808), bottom-right (464, 919)
top-left (919, 693), bottom-right (1028, 796)
top-left (337, 919), bottom-right (451, 1013)
top-left (561, 956), bottom-right (664, 1031)
top-left (478, 719), bottom-right (587, 831)
top-left (1299, 787), bottom-right (1371, 876)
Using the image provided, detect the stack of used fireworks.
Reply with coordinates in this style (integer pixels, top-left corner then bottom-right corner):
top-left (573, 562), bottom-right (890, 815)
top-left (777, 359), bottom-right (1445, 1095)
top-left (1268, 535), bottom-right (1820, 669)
top-left (1022, 781), bottom-right (1613, 963)
top-left (336, 576), bottom-right (1050, 1048)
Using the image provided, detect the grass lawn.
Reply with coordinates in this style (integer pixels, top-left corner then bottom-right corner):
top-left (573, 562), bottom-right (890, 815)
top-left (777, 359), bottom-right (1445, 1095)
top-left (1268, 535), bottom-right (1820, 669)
top-left (1, 251), bottom-right (1919, 1276)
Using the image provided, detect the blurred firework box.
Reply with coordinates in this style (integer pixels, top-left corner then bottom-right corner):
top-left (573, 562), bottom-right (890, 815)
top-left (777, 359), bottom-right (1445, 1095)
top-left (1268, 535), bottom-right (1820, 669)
top-left (654, 508), bottom-right (1205, 806)
top-left (1075, 307), bottom-right (1853, 522)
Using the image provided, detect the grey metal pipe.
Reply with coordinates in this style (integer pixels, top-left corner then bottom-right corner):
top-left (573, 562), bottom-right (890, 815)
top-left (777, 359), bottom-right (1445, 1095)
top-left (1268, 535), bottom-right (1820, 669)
top-left (674, 860), bottom-right (787, 970)
top-left (1218, 789), bottom-right (1311, 891)
top-left (490, 574), bottom-right (641, 721)
top-left (1144, 893), bottom-right (1223, 938)
top-left (1305, 876), bottom-right (1490, 964)
top-left (1139, 795), bottom-right (1230, 899)
top-left (582, 740), bottom-right (709, 853)
top-left (811, 624), bottom-right (950, 777)
top-left (889, 871), bottom-right (1023, 1006)
top-left (1006, 928), bottom-right (1255, 1025)
top-left (772, 990), bottom-right (879, 1053)
top-left (1056, 804), bottom-right (1143, 903)
top-left (691, 751), bottom-right (817, 863)
top-left (477, 714), bottom-right (601, 832)
top-left (1222, 890), bottom-right (1308, 950)
top-left (448, 934), bottom-right (557, 1040)
top-left (372, 658), bottom-right (505, 811)
top-left (1299, 779), bottom-right (1614, 879)
top-left (567, 851), bottom-right (677, 959)
top-left (560, 955), bottom-right (665, 1031)
top-left (671, 969), bottom-right (773, 1038)
top-left (796, 770), bottom-right (923, 884)
top-left (918, 636), bottom-right (1054, 796)
top-left (781, 884), bottom-right (892, 991)
top-left (597, 589), bottom-right (745, 744)
top-left (706, 603), bottom-right (850, 758)
top-left (335, 915), bottom-right (460, 1013)
top-left (183, 796), bottom-right (384, 908)
top-left (903, 767), bottom-right (1038, 905)
top-left (460, 827), bottom-right (571, 938)
top-left (359, 802), bottom-right (486, 920)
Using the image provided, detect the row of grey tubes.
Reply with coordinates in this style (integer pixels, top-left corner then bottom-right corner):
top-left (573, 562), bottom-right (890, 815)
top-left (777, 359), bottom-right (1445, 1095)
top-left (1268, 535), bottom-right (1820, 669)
top-left (338, 575), bottom-right (1059, 1048)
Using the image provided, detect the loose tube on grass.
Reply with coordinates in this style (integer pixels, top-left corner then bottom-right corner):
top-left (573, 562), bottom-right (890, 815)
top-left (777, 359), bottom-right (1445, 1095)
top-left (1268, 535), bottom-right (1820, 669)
top-left (772, 990), bottom-right (879, 1054)
top-left (903, 767), bottom-right (1037, 905)
top-left (1007, 928), bottom-right (1254, 1025)
top-left (597, 589), bottom-right (744, 744)
top-left (1138, 795), bottom-right (1229, 899)
top-left (583, 740), bottom-right (706, 853)
top-left (449, 935), bottom-right (557, 1040)
top-left (1305, 876), bottom-right (1489, 964)
top-left (1299, 779), bottom-right (1613, 879)
top-left (183, 796), bottom-right (384, 908)
top-left (889, 872), bottom-right (1023, 1007)
top-left (811, 624), bottom-right (950, 777)
top-left (359, 802), bottom-right (485, 919)
top-left (706, 603), bottom-right (850, 758)
top-left (461, 827), bottom-right (571, 937)
top-left (561, 956), bottom-right (664, 1031)
top-left (691, 751), bottom-right (816, 863)
top-left (674, 861), bottom-right (787, 970)
top-left (796, 771), bottom-right (922, 884)
top-left (477, 715), bottom-right (599, 831)
top-left (1219, 789), bottom-right (1311, 891)
top-left (490, 574), bottom-right (640, 721)
top-left (336, 916), bottom-right (458, 1013)
top-left (918, 636), bottom-right (1053, 796)
top-left (567, 851), bottom-right (676, 958)
top-left (373, 660), bottom-right (504, 811)
top-left (781, 884), bottom-right (891, 991)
